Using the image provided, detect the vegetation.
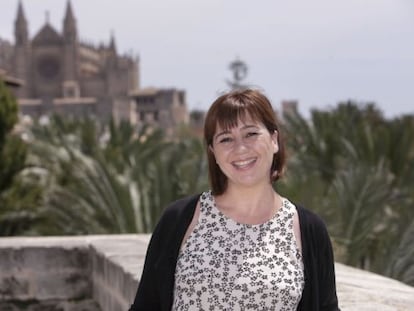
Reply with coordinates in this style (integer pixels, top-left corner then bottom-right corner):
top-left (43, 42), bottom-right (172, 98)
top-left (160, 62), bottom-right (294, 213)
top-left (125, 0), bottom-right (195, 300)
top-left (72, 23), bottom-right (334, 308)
top-left (1, 87), bottom-right (413, 286)
top-left (24, 116), bottom-right (208, 234)
top-left (0, 79), bottom-right (43, 235)
top-left (279, 101), bottom-right (414, 285)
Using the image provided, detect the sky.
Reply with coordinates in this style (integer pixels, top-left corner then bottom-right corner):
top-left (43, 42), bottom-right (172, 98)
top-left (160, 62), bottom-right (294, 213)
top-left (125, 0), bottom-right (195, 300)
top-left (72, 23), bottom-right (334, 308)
top-left (1, 0), bottom-right (413, 118)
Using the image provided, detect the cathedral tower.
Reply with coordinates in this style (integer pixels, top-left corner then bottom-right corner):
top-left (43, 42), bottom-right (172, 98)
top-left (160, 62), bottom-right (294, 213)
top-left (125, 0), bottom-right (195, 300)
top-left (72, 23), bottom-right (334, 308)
top-left (13, 0), bottom-right (30, 97)
top-left (62, 0), bottom-right (79, 97)
top-left (14, 0), bottom-right (28, 45)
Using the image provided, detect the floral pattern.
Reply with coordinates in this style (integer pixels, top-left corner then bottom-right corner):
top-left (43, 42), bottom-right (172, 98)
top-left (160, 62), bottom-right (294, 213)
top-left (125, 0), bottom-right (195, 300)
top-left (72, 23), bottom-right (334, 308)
top-left (172, 191), bottom-right (304, 310)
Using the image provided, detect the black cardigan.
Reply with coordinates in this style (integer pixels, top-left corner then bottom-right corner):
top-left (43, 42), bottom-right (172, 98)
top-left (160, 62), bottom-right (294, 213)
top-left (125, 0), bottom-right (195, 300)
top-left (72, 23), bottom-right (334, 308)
top-left (129, 194), bottom-right (340, 311)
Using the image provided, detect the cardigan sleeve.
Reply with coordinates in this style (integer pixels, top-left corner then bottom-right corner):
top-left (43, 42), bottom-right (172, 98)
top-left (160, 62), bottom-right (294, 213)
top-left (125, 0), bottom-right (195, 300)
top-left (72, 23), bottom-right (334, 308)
top-left (297, 205), bottom-right (340, 311)
top-left (316, 216), bottom-right (340, 311)
top-left (128, 195), bottom-right (199, 311)
top-left (128, 215), bottom-right (165, 311)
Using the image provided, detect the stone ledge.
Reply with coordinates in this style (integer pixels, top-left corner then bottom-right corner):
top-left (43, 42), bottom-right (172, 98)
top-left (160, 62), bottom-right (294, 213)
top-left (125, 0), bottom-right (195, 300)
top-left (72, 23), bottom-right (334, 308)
top-left (1, 235), bottom-right (413, 310)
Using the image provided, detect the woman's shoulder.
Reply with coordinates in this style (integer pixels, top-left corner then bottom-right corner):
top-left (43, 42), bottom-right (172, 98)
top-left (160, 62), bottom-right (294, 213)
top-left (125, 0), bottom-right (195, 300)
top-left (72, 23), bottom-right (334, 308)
top-left (158, 193), bottom-right (201, 224)
top-left (293, 203), bottom-right (330, 235)
top-left (150, 193), bottom-right (201, 247)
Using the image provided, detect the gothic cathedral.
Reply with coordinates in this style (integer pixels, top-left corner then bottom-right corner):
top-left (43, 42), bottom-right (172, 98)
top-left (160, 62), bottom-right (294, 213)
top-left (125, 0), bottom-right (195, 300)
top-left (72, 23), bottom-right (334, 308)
top-left (10, 1), bottom-right (139, 122)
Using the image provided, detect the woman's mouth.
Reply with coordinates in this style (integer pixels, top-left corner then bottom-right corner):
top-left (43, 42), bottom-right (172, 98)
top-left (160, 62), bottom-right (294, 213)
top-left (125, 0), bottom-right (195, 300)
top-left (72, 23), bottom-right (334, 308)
top-left (232, 158), bottom-right (256, 169)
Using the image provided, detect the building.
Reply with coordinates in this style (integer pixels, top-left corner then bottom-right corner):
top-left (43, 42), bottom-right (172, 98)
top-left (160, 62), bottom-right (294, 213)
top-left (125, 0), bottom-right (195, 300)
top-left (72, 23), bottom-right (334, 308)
top-left (0, 1), bottom-right (189, 132)
top-left (130, 87), bottom-right (188, 135)
top-left (0, 1), bottom-right (140, 122)
top-left (281, 100), bottom-right (299, 117)
top-left (0, 68), bottom-right (23, 89)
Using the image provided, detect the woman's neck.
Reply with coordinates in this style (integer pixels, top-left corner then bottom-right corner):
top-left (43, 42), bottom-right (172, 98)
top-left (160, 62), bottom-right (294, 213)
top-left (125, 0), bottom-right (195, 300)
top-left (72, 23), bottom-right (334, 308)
top-left (213, 184), bottom-right (281, 224)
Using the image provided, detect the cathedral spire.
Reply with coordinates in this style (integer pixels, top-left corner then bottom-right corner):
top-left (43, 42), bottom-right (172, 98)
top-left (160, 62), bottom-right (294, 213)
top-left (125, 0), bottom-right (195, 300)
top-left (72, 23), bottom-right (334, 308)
top-left (45, 10), bottom-right (50, 24)
top-left (109, 30), bottom-right (117, 54)
top-left (16, 0), bottom-right (26, 21)
top-left (63, 0), bottom-right (77, 42)
top-left (64, 0), bottom-right (75, 22)
top-left (14, 0), bottom-right (28, 45)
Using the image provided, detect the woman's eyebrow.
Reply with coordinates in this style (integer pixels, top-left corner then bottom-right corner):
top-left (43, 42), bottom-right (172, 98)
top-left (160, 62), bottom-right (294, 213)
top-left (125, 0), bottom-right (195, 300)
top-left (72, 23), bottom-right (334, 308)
top-left (214, 124), bottom-right (260, 139)
top-left (214, 130), bottom-right (231, 140)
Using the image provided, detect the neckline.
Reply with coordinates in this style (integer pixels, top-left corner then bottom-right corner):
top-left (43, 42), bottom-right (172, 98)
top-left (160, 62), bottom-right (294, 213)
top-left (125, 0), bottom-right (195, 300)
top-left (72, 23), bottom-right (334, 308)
top-left (206, 190), bottom-right (285, 228)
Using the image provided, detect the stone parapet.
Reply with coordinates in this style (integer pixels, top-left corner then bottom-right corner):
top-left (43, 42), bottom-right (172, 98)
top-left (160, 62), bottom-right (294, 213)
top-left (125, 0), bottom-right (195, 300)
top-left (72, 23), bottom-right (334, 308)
top-left (0, 236), bottom-right (99, 310)
top-left (0, 235), bottom-right (413, 310)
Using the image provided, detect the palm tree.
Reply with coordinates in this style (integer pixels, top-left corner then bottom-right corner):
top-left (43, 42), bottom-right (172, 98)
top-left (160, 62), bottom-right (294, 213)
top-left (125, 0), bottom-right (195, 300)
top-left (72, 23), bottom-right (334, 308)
top-left (328, 161), bottom-right (399, 269)
top-left (26, 117), bottom-right (208, 234)
top-left (281, 101), bottom-right (414, 285)
top-left (26, 117), bottom-right (157, 234)
top-left (386, 220), bottom-right (414, 286)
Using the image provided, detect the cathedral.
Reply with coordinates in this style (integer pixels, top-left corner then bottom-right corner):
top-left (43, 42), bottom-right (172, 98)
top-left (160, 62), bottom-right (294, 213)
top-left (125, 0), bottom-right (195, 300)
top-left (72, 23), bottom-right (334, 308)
top-left (0, 1), bottom-right (189, 130)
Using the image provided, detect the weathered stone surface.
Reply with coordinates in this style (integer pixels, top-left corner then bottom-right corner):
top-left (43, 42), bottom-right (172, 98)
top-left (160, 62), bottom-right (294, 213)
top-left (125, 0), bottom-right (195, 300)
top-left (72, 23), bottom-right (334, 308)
top-left (0, 301), bottom-right (19, 311)
top-left (0, 245), bottom-right (90, 301)
top-left (0, 275), bottom-right (30, 298)
top-left (0, 299), bottom-right (101, 311)
top-left (57, 299), bottom-right (101, 311)
top-left (336, 263), bottom-right (414, 310)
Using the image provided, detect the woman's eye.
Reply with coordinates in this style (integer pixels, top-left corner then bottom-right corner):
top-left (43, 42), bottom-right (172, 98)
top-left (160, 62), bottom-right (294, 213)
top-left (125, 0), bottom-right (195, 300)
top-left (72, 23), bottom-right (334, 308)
top-left (246, 132), bottom-right (259, 138)
top-left (219, 137), bottom-right (233, 143)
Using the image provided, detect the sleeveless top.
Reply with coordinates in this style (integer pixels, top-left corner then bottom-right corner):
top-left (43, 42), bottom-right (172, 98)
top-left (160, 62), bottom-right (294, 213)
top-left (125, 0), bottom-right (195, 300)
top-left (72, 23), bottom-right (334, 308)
top-left (172, 191), bottom-right (305, 310)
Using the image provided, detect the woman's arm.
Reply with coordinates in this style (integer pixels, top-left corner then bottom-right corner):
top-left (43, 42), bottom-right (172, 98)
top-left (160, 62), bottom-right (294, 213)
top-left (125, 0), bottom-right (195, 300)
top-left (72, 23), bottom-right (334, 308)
top-left (297, 205), bottom-right (340, 311)
top-left (129, 194), bottom-right (200, 311)
top-left (128, 222), bottom-right (163, 311)
top-left (317, 221), bottom-right (340, 311)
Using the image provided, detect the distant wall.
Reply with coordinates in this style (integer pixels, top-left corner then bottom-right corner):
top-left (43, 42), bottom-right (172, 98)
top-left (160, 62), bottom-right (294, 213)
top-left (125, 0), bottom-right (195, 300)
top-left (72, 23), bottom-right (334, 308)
top-left (0, 235), bottom-right (413, 311)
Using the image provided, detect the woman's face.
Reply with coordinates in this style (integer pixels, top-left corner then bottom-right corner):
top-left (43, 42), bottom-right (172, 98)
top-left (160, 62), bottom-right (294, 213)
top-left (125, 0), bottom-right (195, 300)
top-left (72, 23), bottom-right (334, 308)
top-left (210, 115), bottom-right (278, 190)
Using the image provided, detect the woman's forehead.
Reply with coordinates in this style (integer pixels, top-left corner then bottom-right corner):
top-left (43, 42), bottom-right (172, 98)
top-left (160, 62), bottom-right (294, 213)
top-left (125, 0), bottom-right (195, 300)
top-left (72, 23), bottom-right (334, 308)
top-left (215, 114), bottom-right (263, 132)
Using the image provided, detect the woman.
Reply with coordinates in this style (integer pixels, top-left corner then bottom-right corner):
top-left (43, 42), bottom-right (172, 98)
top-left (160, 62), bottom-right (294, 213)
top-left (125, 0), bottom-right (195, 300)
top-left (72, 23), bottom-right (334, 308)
top-left (129, 89), bottom-right (340, 310)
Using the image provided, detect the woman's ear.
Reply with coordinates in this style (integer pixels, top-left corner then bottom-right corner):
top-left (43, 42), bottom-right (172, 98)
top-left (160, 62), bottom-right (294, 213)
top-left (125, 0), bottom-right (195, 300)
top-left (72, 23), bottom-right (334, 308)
top-left (272, 130), bottom-right (279, 154)
top-left (209, 145), bottom-right (218, 164)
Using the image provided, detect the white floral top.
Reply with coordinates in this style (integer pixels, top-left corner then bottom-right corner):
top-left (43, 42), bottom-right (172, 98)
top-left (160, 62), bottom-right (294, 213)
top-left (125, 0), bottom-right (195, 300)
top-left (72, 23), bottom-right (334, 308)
top-left (172, 191), bottom-right (305, 311)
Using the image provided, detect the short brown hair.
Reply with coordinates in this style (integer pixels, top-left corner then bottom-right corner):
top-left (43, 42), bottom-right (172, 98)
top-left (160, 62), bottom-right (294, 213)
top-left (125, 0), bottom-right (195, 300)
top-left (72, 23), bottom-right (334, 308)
top-left (204, 88), bottom-right (286, 195)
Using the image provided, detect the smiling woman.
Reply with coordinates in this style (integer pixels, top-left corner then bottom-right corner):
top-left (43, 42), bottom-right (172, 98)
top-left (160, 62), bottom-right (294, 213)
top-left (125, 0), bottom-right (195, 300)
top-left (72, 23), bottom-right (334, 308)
top-left (129, 89), bottom-right (340, 311)
top-left (204, 89), bottom-right (284, 196)
top-left (210, 120), bottom-right (278, 193)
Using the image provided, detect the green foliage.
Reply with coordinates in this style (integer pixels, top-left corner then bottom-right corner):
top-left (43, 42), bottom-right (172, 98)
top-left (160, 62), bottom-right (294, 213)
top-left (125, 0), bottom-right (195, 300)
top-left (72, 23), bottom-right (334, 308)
top-left (0, 79), bottom-right (18, 147)
top-left (24, 116), bottom-right (207, 234)
top-left (281, 101), bottom-right (414, 286)
top-left (386, 219), bottom-right (414, 285)
top-left (0, 79), bottom-right (44, 236)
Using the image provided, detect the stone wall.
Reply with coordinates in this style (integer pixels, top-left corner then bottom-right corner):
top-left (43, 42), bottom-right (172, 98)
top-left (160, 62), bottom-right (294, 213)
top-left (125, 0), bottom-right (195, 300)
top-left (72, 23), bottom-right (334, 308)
top-left (0, 235), bottom-right (413, 311)
top-left (0, 237), bottom-right (99, 311)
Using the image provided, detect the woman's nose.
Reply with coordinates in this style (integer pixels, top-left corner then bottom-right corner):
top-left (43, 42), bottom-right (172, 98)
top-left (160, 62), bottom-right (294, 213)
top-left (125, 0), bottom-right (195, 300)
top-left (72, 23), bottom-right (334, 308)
top-left (233, 137), bottom-right (248, 152)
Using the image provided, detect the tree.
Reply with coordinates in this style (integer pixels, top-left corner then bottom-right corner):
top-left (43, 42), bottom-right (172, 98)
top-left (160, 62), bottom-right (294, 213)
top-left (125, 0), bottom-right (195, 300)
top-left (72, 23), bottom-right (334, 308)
top-left (0, 79), bottom-right (43, 236)
top-left (0, 79), bottom-right (18, 147)
top-left (26, 117), bottom-right (208, 234)
top-left (26, 115), bottom-right (143, 234)
top-left (280, 101), bottom-right (414, 285)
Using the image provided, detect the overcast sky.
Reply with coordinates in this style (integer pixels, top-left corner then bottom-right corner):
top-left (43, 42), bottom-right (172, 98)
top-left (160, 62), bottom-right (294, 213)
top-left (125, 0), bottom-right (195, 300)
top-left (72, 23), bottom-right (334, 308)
top-left (1, 0), bottom-right (413, 118)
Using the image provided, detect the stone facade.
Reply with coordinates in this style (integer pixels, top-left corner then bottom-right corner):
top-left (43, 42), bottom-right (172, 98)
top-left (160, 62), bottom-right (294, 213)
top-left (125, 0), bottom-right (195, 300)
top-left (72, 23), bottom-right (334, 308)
top-left (0, 235), bottom-right (413, 311)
